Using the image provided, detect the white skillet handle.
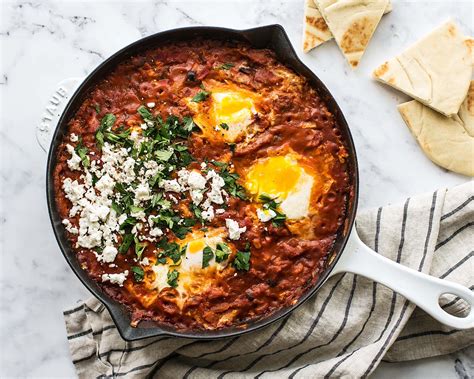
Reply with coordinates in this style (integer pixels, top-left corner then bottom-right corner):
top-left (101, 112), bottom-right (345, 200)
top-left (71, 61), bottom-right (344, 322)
top-left (36, 77), bottom-right (83, 153)
top-left (331, 228), bottom-right (474, 329)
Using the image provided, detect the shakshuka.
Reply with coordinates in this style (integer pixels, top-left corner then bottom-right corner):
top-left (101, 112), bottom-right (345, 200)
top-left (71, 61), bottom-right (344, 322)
top-left (53, 39), bottom-right (353, 330)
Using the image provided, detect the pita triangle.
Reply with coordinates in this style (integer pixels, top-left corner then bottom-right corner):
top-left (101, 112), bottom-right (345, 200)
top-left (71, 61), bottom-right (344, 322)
top-left (314, 0), bottom-right (388, 68)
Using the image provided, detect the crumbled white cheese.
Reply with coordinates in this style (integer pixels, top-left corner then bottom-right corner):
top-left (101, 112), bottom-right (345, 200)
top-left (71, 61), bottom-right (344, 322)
top-left (66, 144), bottom-right (82, 171)
top-left (140, 257), bottom-right (150, 266)
top-left (62, 219), bottom-right (78, 234)
top-left (206, 170), bottom-right (225, 204)
top-left (161, 179), bottom-right (181, 193)
top-left (120, 157), bottom-right (136, 184)
top-left (63, 178), bottom-right (85, 202)
top-left (102, 270), bottom-right (129, 286)
top-left (134, 182), bottom-right (151, 202)
top-left (131, 223), bottom-right (143, 234)
top-left (95, 174), bottom-right (115, 196)
top-left (201, 206), bottom-right (215, 221)
top-left (131, 207), bottom-right (146, 221)
top-left (187, 171), bottom-right (207, 190)
top-left (225, 219), bottom-right (246, 240)
top-left (177, 168), bottom-right (190, 187)
top-left (118, 213), bottom-right (128, 225)
top-left (190, 189), bottom-right (204, 205)
top-left (216, 208), bottom-right (225, 215)
top-left (97, 245), bottom-right (118, 263)
top-left (70, 133), bottom-right (79, 142)
top-left (150, 227), bottom-right (163, 237)
top-left (257, 208), bottom-right (277, 222)
top-left (147, 102), bottom-right (155, 108)
top-left (144, 160), bottom-right (162, 179)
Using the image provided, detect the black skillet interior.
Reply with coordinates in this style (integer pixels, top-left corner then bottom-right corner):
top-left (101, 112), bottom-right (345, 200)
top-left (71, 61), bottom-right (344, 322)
top-left (47, 25), bottom-right (359, 341)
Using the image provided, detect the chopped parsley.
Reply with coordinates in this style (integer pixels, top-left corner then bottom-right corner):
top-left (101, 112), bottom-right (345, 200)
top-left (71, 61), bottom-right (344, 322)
top-left (95, 113), bottom-right (116, 149)
top-left (137, 105), bottom-right (153, 120)
top-left (119, 233), bottom-right (133, 254)
top-left (219, 62), bottom-right (234, 70)
top-left (75, 138), bottom-right (90, 168)
top-left (156, 240), bottom-right (185, 264)
top-left (202, 246), bottom-right (214, 268)
top-left (215, 243), bottom-right (231, 263)
top-left (94, 104), bottom-right (101, 114)
top-left (219, 123), bottom-right (229, 130)
top-left (259, 194), bottom-right (287, 227)
top-left (131, 266), bottom-right (145, 282)
top-left (167, 269), bottom-right (179, 287)
top-left (233, 250), bottom-right (251, 271)
top-left (134, 236), bottom-right (147, 259)
top-left (191, 90), bottom-right (210, 102)
top-left (210, 161), bottom-right (247, 200)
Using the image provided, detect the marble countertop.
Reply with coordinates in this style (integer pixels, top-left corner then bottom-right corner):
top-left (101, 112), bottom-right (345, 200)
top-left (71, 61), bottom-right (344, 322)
top-left (0, 0), bottom-right (472, 377)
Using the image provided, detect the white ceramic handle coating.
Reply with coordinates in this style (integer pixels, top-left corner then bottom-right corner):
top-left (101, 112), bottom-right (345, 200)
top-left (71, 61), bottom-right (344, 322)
top-left (332, 228), bottom-right (474, 329)
top-left (36, 77), bottom-right (83, 153)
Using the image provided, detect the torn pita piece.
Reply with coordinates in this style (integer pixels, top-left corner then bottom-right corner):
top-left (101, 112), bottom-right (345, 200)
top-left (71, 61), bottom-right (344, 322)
top-left (398, 82), bottom-right (474, 177)
top-left (374, 21), bottom-right (473, 117)
top-left (465, 37), bottom-right (474, 64)
top-left (303, 0), bottom-right (392, 53)
top-left (303, 0), bottom-right (333, 52)
top-left (313, 0), bottom-right (388, 68)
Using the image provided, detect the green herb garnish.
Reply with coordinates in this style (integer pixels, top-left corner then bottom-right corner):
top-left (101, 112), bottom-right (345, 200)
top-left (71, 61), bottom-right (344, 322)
top-left (119, 233), bottom-right (133, 254)
top-left (211, 161), bottom-right (247, 200)
top-left (202, 246), bottom-right (214, 268)
top-left (137, 105), bottom-right (153, 120)
top-left (75, 138), bottom-right (90, 168)
top-left (95, 113), bottom-right (116, 149)
top-left (215, 243), bottom-right (231, 263)
top-left (157, 240), bottom-right (184, 264)
top-left (219, 63), bottom-right (234, 70)
top-left (259, 194), bottom-right (286, 227)
top-left (134, 236), bottom-right (147, 259)
top-left (94, 104), bottom-right (100, 114)
top-left (167, 269), bottom-right (179, 287)
top-left (219, 123), bottom-right (229, 130)
top-left (233, 250), bottom-right (251, 271)
top-left (191, 90), bottom-right (210, 103)
top-left (131, 266), bottom-right (145, 282)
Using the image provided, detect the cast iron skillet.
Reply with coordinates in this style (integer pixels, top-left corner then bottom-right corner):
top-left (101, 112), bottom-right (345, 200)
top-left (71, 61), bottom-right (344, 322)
top-left (46, 25), bottom-right (474, 341)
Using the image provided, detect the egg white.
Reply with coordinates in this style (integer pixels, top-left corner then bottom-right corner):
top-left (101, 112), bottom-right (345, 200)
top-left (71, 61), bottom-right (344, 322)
top-left (187, 83), bottom-right (259, 142)
top-left (245, 154), bottom-right (315, 220)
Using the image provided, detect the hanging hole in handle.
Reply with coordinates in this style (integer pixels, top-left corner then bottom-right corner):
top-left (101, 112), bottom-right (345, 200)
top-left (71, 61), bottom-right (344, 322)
top-left (438, 293), bottom-right (471, 318)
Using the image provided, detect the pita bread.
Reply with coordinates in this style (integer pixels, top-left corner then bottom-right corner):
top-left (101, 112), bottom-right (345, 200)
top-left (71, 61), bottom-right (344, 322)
top-left (398, 89), bottom-right (474, 177)
top-left (374, 21), bottom-right (472, 117)
top-left (303, 0), bottom-right (392, 53)
top-left (303, 0), bottom-right (333, 53)
top-left (313, 0), bottom-right (389, 68)
top-left (465, 36), bottom-right (474, 64)
top-left (459, 81), bottom-right (474, 137)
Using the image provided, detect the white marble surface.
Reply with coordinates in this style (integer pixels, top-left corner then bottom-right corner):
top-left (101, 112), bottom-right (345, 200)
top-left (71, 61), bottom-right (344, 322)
top-left (0, 0), bottom-right (473, 377)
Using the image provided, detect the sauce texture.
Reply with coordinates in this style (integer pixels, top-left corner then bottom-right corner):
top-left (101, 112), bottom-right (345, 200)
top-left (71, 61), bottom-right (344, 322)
top-left (53, 39), bottom-right (353, 330)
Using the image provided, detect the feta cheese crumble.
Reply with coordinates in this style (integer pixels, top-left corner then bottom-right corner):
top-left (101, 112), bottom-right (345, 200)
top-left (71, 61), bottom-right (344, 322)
top-left (257, 208), bottom-right (277, 222)
top-left (102, 270), bottom-right (129, 286)
top-left (225, 219), bottom-right (246, 240)
top-left (96, 245), bottom-right (118, 263)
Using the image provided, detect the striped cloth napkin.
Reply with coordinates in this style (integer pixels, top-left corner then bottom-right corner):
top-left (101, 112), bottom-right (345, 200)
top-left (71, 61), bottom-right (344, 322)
top-left (63, 182), bottom-right (474, 378)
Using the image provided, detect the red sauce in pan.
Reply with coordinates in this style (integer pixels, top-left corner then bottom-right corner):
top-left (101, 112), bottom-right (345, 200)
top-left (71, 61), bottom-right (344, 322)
top-left (53, 39), bottom-right (353, 330)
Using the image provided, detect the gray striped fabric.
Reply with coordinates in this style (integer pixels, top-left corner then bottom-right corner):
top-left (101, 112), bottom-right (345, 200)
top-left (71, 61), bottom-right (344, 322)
top-left (64, 182), bottom-right (474, 378)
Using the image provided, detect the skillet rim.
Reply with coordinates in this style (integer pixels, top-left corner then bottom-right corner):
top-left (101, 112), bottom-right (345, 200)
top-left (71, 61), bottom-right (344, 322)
top-left (46, 24), bottom-right (359, 341)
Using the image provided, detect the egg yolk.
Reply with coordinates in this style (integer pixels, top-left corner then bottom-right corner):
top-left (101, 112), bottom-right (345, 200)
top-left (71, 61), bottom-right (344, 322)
top-left (188, 240), bottom-right (205, 254)
top-left (245, 156), bottom-right (303, 200)
top-left (211, 91), bottom-right (255, 127)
